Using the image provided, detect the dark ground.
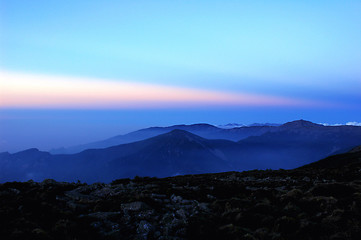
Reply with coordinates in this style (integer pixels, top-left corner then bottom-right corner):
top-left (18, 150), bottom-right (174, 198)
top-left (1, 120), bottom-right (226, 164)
top-left (1, 146), bottom-right (361, 240)
top-left (1, 168), bottom-right (360, 240)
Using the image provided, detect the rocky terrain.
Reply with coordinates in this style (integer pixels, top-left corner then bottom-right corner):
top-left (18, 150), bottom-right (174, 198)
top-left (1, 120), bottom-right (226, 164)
top-left (1, 148), bottom-right (361, 240)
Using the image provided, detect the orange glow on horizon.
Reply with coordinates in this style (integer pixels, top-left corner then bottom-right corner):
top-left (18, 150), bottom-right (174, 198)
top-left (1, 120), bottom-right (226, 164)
top-left (0, 71), bottom-right (324, 109)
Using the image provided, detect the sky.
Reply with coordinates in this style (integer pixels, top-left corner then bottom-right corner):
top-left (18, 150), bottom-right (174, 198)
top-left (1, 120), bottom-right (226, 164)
top-left (0, 0), bottom-right (360, 152)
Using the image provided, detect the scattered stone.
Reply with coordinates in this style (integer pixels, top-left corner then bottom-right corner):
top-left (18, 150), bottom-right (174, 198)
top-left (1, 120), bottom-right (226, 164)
top-left (302, 176), bottom-right (311, 182)
top-left (137, 220), bottom-right (154, 238)
top-left (1, 167), bottom-right (361, 239)
top-left (87, 211), bottom-right (121, 220)
top-left (151, 193), bottom-right (167, 199)
top-left (121, 201), bottom-right (149, 212)
top-left (282, 188), bottom-right (303, 199)
top-left (171, 194), bottom-right (183, 203)
top-left (8, 188), bottom-right (20, 195)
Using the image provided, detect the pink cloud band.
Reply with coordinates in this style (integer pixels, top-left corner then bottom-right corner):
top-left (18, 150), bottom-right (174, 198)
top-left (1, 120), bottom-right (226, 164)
top-left (0, 71), bottom-right (324, 109)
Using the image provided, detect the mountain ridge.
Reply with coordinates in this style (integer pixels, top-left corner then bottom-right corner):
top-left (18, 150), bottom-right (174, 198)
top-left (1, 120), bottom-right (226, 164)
top-left (1, 130), bottom-right (239, 182)
top-left (2, 121), bottom-right (361, 183)
top-left (50, 119), bottom-right (351, 154)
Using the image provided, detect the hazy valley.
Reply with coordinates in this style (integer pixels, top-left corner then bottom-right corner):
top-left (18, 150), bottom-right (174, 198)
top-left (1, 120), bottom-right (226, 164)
top-left (1, 120), bottom-right (361, 183)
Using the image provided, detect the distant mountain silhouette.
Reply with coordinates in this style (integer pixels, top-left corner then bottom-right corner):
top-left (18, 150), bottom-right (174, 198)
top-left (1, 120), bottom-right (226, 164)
top-left (248, 123), bottom-right (281, 127)
top-left (1, 120), bottom-right (361, 183)
top-left (51, 120), bottom-right (361, 155)
top-left (1, 130), bottom-right (241, 182)
top-left (50, 123), bottom-right (280, 154)
top-left (0, 148), bottom-right (51, 181)
top-left (235, 120), bottom-right (361, 169)
top-left (279, 119), bottom-right (322, 129)
top-left (105, 129), bottom-right (239, 179)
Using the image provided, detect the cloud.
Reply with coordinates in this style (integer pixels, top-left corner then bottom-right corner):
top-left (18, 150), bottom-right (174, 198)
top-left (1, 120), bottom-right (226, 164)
top-left (0, 71), bottom-right (326, 109)
top-left (346, 122), bottom-right (361, 126)
top-left (319, 123), bottom-right (343, 126)
top-left (319, 122), bottom-right (361, 126)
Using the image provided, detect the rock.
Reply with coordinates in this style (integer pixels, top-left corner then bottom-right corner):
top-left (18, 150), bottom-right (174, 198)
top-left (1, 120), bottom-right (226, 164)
top-left (8, 188), bottom-right (20, 195)
top-left (175, 227), bottom-right (187, 237)
top-left (283, 202), bottom-right (301, 216)
top-left (32, 228), bottom-right (50, 239)
top-left (136, 210), bottom-right (155, 220)
top-left (330, 232), bottom-right (348, 240)
top-left (302, 176), bottom-right (311, 182)
top-left (275, 216), bottom-right (299, 235)
top-left (91, 187), bottom-right (113, 198)
top-left (144, 184), bottom-right (158, 189)
top-left (181, 199), bottom-right (192, 204)
top-left (254, 228), bottom-right (269, 239)
top-left (282, 188), bottom-right (303, 199)
top-left (64, 190), bottom-right (98, 203)
top-left (310, 183), bottom-right (356, 198)
top-left (307, 196), bottom-right (338, 210)
top-left (137, 220), bottom-right (154, 238)
top-left (87, 211), bottom-right (122, 220)
top-left (66, 201), bottom-right (88, 211)
top-left (243, 233), bottom-right (257, 240)
top-left (151, 193), bottom-right (167, 199)
top-left (197, 202), bottom-right (209, 211)
top-left (2, 168), bottom-right (361, 240)
top-left (121, 201), bottom-right (150, 212)
top-left (176, 209), bottom-right (187, 219)
top-left (161, 212), bottom-right (175, 225)
top-left (40, 179), bottom-right (58, 187)
top-left (207, 194), bottom-right (216, 200)
top-left (219, 223), bottom-right (234, 231)
top-left (171, 194), bottom-right (183, 203)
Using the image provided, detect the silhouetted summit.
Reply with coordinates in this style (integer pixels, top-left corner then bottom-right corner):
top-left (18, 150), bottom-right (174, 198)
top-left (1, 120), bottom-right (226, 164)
top-left (152, 129), bottom-right (203, 140)
top-left (51, 123), bottom-right (224, 154)
top-left (280, 119), bottom-right (322, 129)
top-left (12, 148), bottom-right (50, 159)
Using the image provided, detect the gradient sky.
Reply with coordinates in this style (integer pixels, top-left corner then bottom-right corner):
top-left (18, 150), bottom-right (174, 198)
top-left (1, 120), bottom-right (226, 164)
top-left (0, 0), bottom-right (360, 152)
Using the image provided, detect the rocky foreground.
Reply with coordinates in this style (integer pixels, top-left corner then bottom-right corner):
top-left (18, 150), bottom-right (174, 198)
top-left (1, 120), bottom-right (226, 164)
top-left (1, 163), bottom-right (361, 239)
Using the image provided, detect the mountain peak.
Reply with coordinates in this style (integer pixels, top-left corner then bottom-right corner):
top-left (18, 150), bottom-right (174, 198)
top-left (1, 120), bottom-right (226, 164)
top-left (281, 120), bottom-right (322, 128)
top-left (169, 123), bottom-right (219, 130)
top-left (12, 148), bottom-right (50, 158)
top-left (16, 148), bottom-right (41, 154)
top-left (145, 129), bottom-right (207, 146)
top-left (164, 129), bottom-right (201, 139)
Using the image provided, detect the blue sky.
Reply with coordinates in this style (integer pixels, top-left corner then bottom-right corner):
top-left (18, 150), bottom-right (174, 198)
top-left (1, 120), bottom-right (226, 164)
top-left (0, 0), bottom-right (360, 152)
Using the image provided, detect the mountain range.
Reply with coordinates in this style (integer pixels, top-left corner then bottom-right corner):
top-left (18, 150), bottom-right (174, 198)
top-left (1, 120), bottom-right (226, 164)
top-left (1, 120), bottom-right (361, 183)
top-left (49, 121), bottom-right (299, 154)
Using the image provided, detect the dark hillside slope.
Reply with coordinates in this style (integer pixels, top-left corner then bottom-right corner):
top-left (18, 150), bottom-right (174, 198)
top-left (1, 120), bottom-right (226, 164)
top-left (301, 145), bottom-right (361, 169)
